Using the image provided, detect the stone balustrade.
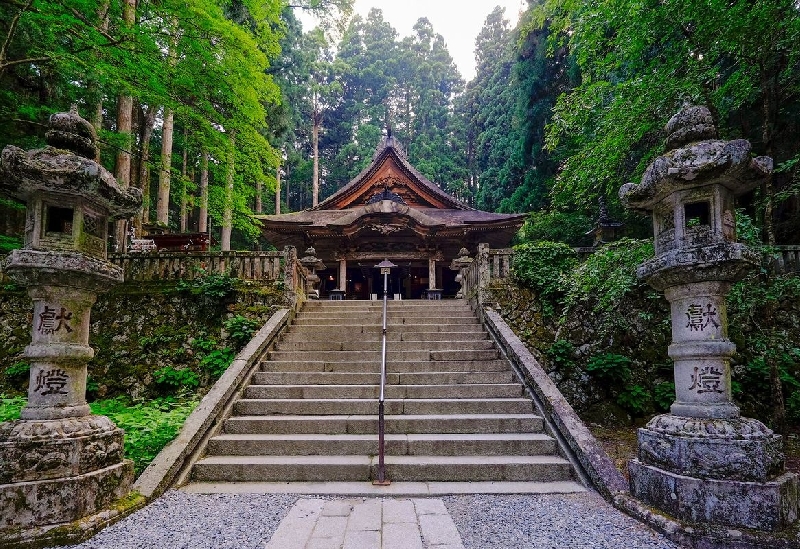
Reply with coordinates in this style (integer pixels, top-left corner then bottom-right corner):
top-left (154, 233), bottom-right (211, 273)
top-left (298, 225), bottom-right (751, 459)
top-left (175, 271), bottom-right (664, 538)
top-left (107, 251), bottom-right (285, 283)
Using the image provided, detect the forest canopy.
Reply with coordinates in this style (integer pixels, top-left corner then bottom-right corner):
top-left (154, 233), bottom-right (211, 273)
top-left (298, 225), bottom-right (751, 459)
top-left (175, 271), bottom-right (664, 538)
top-left (0, 0), bottom-right (798, 249)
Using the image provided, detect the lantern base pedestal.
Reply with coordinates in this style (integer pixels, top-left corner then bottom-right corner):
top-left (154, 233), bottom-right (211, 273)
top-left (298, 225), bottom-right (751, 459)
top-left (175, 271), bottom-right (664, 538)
top-left (0, 416), bottom-right (134, 536)
top-left (630, 414), bottom-right (798, 532)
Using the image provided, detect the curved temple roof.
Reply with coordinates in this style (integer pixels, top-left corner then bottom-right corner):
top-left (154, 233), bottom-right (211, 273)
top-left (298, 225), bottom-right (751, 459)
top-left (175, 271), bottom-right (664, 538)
top-left (256, 135), bottom-right (524, 258)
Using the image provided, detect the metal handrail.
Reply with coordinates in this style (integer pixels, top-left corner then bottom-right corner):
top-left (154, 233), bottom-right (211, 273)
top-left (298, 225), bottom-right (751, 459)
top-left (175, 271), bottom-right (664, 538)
top-left (373, 259), bottom-right (395, 485)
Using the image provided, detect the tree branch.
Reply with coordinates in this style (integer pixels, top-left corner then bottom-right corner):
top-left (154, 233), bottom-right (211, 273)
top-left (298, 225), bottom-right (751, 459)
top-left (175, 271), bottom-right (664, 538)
top-left (0, 0), bottom-right (35, 70)
top-left (0, 55), bottom-right (52, 71)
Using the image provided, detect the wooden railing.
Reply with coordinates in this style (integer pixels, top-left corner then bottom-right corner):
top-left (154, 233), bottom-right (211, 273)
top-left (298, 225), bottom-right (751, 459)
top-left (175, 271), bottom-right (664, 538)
top-left (108, 251), bottom-right (285, 283)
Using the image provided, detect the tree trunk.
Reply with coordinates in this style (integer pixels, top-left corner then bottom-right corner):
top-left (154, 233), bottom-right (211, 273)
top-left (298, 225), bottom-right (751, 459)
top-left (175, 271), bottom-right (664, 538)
top-left (285, 162), bottom-right (291, 211)
top-left (156, 107), bottom-right (174, 226)
top-left (221, 131), bottom-right (236, 251)
top-left (199, 149), bottom-right (209, 233)
top-left (180, 127), bottom-right (188, 233)
top-left (137, 106), bottom-right (156, 229)
top-left (275, 162), bottom-right (281, 215)
top-left (113, 0), bottom-right (135, 251)
top-left (312, 110), bottom-right (321, 207)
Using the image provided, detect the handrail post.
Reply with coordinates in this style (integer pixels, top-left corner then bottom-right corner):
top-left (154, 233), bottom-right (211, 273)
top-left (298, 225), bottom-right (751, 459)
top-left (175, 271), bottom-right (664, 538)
top-left (373, 259), bottom-right (396, 486)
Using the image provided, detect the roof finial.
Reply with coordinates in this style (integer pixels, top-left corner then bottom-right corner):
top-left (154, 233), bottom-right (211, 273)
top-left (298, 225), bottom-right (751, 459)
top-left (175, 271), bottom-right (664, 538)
top-left (387, 124), bottom-right (392, 139)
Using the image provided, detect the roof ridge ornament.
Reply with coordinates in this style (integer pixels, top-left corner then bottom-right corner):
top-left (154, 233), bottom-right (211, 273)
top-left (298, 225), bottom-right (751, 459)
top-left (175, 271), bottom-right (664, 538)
top-left (367, 187), bottom-right (406, 205)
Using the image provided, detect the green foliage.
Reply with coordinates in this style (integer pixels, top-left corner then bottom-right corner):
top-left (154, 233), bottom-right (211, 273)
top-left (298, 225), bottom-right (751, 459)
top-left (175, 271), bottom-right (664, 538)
top-left (585, 353), bottom-right (632, 383)
top-left (518, 211), bottom-right (593, 247)
top-left (562, 239), bottom-right (655, 327)
top-left (90, 396), bottom-right (198, 477)
top-left (199, 348), bottom-right (235, 378)
top-left (0, 235), bottom-right (22, 254)
top-left (4, 361), bottom-right (29, 382)
top-left (224, 315), bottom-right (260, 350)
top-left (153, 366), bottom-right (200, 393)
top-left (545, 339), bottom-right (576, 370)
top-left (177, 272), bottom-right (235, 299)
top-left (654, 382), bottom-right (676, 412)
top-left (616, 385), bottom-right (649, 417)
top-left (0, 394), bottom-right (26, 422)
top-left (511, 241), bottom-right (578, 315)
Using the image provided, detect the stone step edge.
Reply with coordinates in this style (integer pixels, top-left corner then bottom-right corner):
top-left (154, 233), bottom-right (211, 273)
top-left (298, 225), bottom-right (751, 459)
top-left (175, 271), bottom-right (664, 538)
top-left (224, 413), bottom-right (544, 422)
top-left (179, 480), bottom-right (587, 496)
top-left (209, 432), bottom-right (554, 441)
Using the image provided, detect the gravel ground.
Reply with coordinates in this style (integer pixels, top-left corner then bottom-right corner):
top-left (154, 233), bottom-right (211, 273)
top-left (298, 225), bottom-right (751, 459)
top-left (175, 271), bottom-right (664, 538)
top-left (443, 493), bottom-right (680, 549)
top-left (62, 492), bottom-right (299, 549)
top-left (60, 491), bottom-right (679, 549)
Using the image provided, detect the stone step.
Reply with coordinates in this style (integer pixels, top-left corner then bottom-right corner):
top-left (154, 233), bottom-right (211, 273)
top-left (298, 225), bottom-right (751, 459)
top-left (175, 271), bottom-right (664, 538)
top-left (251, 371), bottom-right (516, 386)
top-left (233, 398), bottom-right (534, 416)
top-left (284, 324), bottom-right (487, 335)
top-left (190, 455), bottom-right (574, 483)
top-left (180, 480), bottom-right (588, 496)
top-left (260, 360), bottom-right (512, 373)
top-left (273, 339), bottom-right (495, 352)
top-left (222, 414), bottom-right (545, 435)
top-left (266, 349), bottom-right (500, 362)
top-left (303, 301), bottom-right (472, 309)
top-left (292, 317), bottom-right (480, 326)
top-left (280, 331), bottom-right (489, 343)
top-left (242, 383), bottom-right (524, 400)
top-left (297, 309), bottom-right (475, 318)
top-left (205, 433), bottom-right (557, 457)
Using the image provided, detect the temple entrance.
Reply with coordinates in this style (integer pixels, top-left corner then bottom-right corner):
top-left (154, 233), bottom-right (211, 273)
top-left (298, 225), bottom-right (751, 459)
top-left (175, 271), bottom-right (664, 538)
top-left (316, 261), bottom-right (457, 299)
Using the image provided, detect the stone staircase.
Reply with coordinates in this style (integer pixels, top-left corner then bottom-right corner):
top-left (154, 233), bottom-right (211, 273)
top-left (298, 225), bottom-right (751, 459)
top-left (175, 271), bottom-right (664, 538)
top-left (186, 300), bottom-right (584, 492)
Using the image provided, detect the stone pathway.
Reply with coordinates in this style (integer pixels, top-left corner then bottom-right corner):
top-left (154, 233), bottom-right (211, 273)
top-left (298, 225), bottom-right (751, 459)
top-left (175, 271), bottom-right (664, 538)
top-left (265, 498), bottom-right (464, 549)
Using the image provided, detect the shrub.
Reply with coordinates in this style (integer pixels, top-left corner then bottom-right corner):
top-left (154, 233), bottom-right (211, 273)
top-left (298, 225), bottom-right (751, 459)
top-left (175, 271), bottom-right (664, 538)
top-left (511, 241), bottom-right (578, 315)
top-left (200, 347), bottom-right (235, 378)
top-left (90, 396), bottom-right (198, 477)
top-left (546, 339), bottom-right (577, 370)
top-left (0, 394), bottom-right (26, 422)
top-left (153, 366), bottom-right (200, 392)
top-left (518, 210), bottom-right (593, 247)
top-left (177, 271), bottom-right (235, 299)
top-left (224, 315), bottom-right (260, 350)
top-left (654, 381), bottom-right (676, 412)
top-left (562, 238), bottom-right (656, 329)
top-left (4, 361), bottom-right (29, 382)
top-left (585, 353), bottom-right (632, 383)
top-left (617, 384), bottom-right (650, 416)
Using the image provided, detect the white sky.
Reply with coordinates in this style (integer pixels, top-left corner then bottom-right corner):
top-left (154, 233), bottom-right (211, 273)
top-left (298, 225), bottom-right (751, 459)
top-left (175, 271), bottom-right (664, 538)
top-left (298, 1), bottom-right (527, 81)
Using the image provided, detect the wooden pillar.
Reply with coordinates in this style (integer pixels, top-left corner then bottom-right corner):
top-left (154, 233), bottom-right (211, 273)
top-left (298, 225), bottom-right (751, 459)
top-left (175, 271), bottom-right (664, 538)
top-left (428, 257), bottom-right (437, 290)
top-left (339, 258), bottom-right (347, 292)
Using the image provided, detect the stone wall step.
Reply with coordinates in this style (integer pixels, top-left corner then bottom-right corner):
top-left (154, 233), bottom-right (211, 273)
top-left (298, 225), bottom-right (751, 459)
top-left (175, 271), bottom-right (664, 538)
top-left (222, 414), bottom-right (545, 435)
top-left (259, 359), bottom-right (512, 373)
top-left (242, 383), bottom-right (524, 400)
top-left (205, 433), bottom-right (557, 457)
top-left (190, 455), bottom-right (573, 483)
top-left (250, 371), bottom-right (516, 386)
top-left (233, 398), bottom-right (534, 416)
top-left (273, 340), bottom-right (495, 352)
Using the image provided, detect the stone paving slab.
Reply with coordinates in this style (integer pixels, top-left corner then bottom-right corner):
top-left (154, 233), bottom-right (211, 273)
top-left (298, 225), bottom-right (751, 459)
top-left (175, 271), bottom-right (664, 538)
top-left (264, 498), bottom-right (465, 549)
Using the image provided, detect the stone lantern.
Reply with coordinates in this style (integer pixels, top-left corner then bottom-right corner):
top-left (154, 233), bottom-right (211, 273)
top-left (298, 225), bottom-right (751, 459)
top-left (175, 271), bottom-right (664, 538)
top-left (450, 247), bottom-right (473, 299)
top-left (619, 105), bottom-right (798, 531)
top-left (0, 106), bottom-right (142, 541)
top-left (299, 246), bottom-right (326, 299)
